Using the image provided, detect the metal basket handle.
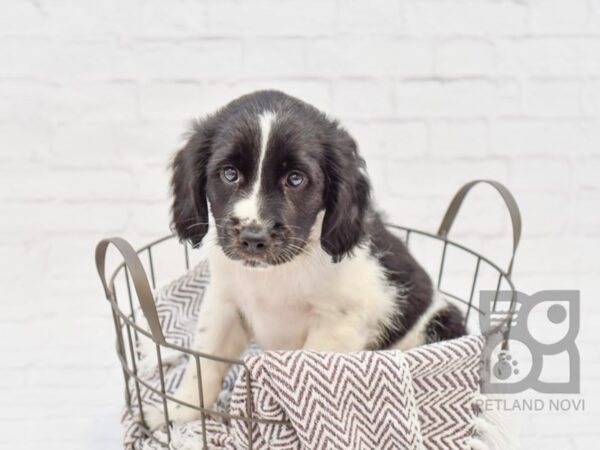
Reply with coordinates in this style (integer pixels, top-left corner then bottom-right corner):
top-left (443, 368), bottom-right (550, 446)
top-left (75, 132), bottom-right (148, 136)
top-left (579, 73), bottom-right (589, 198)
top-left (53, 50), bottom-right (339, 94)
top-left (437, 179), bottom-right (522, 276)
top-left (95, 237), bottom-right (167, 345)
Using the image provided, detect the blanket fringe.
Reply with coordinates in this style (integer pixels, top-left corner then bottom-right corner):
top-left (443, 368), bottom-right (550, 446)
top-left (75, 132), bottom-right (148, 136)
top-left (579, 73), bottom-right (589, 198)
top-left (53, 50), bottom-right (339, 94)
top-left (468, 394), bottom-right (519, 450)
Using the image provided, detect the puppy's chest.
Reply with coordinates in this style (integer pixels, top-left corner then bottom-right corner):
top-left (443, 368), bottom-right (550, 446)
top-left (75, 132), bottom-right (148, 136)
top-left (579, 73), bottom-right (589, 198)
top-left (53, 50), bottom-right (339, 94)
top-left (234, 281), bottom-right (313, 350)
top-left (211, 246), bottom-right (397, 351)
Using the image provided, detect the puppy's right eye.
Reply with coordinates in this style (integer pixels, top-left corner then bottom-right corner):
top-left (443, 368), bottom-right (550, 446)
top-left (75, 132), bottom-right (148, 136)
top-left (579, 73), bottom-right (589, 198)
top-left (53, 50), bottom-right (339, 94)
top-left (221, 166), bottom-right (239, 184)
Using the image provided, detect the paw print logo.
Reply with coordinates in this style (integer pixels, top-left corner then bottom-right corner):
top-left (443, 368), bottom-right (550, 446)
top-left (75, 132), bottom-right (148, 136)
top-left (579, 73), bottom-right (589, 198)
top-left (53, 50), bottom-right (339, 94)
top-left (492, 351), bottom-right (519, 380)
top-left (479, 290), bottom-right (580, 394)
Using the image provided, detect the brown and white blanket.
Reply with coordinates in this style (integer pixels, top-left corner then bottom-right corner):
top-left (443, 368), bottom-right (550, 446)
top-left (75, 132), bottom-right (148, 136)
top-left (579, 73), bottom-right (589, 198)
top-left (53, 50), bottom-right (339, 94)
top-left (123, 263), bottom-right (513, 450)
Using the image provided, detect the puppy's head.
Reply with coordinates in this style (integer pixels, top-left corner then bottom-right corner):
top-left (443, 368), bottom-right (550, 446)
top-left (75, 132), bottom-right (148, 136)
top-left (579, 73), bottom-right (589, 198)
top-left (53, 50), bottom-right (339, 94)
top-left (171, 90), bottom-right (370, 267)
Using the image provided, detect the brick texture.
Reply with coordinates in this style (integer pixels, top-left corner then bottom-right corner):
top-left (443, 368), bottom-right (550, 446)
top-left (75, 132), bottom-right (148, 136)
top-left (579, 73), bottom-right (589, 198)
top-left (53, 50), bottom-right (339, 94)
top-left (0, 0), bottom-right (598, 448)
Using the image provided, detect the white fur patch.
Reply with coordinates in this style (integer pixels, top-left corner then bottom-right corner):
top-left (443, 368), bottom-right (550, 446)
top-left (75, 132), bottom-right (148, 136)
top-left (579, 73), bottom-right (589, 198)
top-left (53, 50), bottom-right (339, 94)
top-left (233, 111), bottom-right (276, 224)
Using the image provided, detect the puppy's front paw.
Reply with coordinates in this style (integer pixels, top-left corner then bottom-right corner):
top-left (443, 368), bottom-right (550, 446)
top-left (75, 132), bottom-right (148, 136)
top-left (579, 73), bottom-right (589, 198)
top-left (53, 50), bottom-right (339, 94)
top-left (167, 400), bottom-right (202, 426)
top-left (142, 402), bottom-right (170, 430)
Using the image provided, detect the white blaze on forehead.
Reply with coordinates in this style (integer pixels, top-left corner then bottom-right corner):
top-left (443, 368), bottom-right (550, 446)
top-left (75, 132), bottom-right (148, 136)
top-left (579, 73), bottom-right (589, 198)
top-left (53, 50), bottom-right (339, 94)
top-left (233, 111), bottom-right (276, 223)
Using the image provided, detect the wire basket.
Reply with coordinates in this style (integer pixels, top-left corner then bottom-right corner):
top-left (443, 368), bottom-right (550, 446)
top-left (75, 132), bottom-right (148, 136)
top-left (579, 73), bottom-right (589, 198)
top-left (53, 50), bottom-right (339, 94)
top-left (95, 179), bottom-right (521, 449)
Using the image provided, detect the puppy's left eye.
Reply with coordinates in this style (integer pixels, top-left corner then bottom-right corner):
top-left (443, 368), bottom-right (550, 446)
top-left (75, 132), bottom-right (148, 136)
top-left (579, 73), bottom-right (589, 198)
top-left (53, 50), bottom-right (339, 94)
top-left (221, 166), bottom-right (239, 183)
top-left (285, 171), bottom-right (305, 188)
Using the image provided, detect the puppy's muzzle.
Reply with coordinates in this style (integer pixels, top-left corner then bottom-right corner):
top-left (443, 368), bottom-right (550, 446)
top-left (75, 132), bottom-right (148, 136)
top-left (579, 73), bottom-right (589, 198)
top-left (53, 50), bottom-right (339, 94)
top-left (239, 225), bottom-right (271, 256)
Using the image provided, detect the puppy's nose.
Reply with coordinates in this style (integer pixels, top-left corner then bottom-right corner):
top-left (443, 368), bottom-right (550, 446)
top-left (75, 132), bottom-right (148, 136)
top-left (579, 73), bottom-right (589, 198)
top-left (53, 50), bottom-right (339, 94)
top-left (240, 226), bottom-right (270, 255)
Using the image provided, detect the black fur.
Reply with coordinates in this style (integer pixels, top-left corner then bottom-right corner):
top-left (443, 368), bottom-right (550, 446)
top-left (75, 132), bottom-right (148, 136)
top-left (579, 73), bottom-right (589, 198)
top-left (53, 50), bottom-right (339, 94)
top-left (368, 216), bottom-right (435, 348)
top-left (171, 117), bottom-right (218, 247)
top-left (424, 304), bottom-right (467, 344)
top-left (321, 127), bottom-right (371, 262)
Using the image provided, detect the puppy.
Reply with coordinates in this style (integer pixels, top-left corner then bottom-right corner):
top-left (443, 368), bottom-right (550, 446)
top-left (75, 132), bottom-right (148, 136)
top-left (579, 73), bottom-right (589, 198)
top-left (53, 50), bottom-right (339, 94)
top-left (150, 90), bottom-right (465, 427)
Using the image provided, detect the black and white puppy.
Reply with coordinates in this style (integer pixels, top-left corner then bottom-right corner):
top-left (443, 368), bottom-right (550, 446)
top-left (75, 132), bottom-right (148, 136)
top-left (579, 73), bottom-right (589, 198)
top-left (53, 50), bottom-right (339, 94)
top-left (151, 90), bottom-right (465, 426)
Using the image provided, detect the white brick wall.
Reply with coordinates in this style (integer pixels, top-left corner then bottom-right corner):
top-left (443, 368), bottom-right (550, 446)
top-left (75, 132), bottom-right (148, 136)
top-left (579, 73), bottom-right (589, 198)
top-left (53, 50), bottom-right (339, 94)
top-left (0, 0), bottom-right (598, 448)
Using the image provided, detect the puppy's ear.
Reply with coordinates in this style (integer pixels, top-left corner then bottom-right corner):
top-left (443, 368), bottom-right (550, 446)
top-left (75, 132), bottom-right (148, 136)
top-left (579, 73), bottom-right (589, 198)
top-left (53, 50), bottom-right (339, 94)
top-left (320, 127), bottom-right (371, 262)
top-left (171, 119), bottom-right (216, 247)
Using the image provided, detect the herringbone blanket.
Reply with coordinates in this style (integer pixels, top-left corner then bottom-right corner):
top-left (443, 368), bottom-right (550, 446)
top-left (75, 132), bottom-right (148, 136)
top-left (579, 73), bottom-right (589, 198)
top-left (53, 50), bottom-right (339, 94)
top-left (122, 263), bottom-right (493, 450)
